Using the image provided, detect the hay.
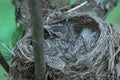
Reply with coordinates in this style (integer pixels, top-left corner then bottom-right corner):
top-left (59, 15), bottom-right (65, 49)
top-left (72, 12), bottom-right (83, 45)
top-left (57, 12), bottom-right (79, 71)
top-left (10, 12), bottom-right (120, 80)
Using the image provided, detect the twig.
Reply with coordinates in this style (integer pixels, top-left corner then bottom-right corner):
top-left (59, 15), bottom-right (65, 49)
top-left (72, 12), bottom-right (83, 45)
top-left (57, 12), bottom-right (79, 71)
top-left (1, 43), bottom-right (15, 56)
top-left (67, 1), bottom-right (88, 13)
top-left (0, 51), bottom-right (9, 73)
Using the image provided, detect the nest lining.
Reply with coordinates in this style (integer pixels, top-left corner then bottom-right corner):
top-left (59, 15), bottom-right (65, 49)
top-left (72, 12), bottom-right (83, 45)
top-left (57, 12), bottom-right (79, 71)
top-left (10, 12), bottom-right (120, 80)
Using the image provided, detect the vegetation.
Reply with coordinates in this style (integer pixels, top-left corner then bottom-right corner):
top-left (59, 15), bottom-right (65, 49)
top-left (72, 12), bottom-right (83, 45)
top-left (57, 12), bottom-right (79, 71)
top-left (0, 0), bottom-right (120, 80)
top-left (0, 0), bottom-right (23, 79)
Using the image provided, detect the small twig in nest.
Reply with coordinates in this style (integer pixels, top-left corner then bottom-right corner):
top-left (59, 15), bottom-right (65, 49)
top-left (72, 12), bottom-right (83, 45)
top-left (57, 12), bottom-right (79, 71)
top-left (67, 1), bottom-right (88, 13)
top-left (16, 42), bottom-right (32, 61)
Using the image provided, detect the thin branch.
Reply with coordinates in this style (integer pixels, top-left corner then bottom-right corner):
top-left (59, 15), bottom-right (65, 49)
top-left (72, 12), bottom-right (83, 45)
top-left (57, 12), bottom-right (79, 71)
top-left (0, 51), bottom-right (9, 73)
top-left (27, 0), bottom-right (46, 80)
top-left (67, 1), bottom-right (88, 13)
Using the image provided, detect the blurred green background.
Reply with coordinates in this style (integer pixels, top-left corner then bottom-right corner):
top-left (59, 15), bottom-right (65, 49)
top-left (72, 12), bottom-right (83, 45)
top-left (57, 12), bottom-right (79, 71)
top-left (0, 0), bottom-right (23, 79)
top-left (105, 2), bottom-right (120, 34)
top-left (0, 0), bottom-right (15, 79)
top-left (0, 0), bottom-right (120, 80)
top-left (0, 0), bottom-right (15, 58)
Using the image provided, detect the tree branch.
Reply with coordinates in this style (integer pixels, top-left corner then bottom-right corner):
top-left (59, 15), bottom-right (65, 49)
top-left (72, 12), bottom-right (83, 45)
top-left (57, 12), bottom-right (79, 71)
top-left (27, 0), bottom-right (46, 80)
top-left (0, 52), bottom-right (9, 73)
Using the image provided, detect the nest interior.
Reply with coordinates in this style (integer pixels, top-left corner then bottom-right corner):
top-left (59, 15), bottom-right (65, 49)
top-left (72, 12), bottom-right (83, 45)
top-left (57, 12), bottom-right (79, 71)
top-left (10, 12), bottom-right (120, 80)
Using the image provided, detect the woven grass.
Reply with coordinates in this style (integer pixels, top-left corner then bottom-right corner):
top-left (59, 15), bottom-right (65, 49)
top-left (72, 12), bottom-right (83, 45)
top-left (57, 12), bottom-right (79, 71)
top-left (10, 12), bottom-right (120, 80)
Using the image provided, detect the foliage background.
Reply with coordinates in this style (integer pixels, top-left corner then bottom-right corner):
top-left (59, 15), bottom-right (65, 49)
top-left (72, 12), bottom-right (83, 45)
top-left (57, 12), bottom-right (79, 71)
top-left (0, 0), bottom-right (120, 80)
top-left (0, 0), bottom-right (15, 79)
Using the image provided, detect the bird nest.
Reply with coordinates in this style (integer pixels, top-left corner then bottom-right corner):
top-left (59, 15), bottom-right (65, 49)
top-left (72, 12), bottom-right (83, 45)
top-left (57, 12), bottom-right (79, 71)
top-left (10, 12), bottom-right (120, 80)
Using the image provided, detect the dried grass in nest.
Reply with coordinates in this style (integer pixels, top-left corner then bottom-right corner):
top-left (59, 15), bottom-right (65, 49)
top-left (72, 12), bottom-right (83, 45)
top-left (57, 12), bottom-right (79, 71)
top-left (10, 11), bottom-right (120, 80)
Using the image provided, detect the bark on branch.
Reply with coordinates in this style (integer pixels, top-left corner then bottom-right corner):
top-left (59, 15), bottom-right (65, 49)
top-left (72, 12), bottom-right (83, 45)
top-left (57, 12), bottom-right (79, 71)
top-left (27, 0), bottom-right (46, 80)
